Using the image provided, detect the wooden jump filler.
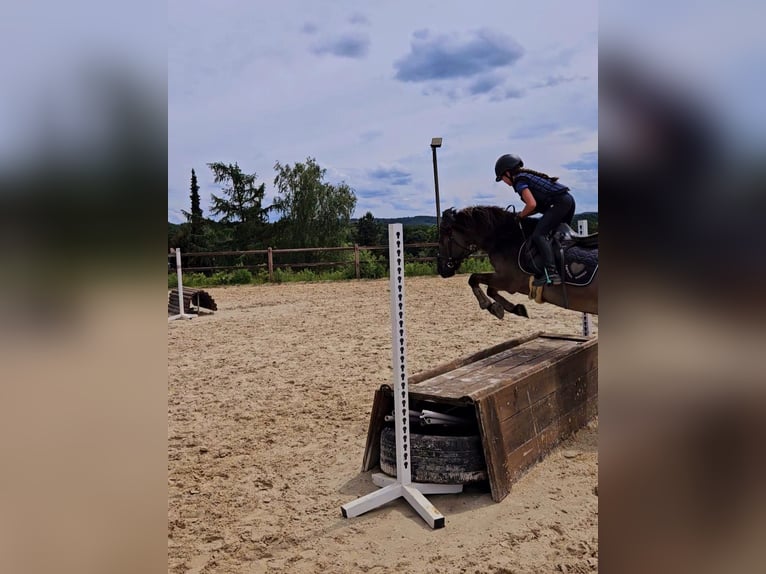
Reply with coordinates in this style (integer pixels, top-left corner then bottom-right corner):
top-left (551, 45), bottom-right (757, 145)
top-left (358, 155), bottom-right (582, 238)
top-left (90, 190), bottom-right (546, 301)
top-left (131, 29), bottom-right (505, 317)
top-left (168, 249), bottom-right (193, 322)
top-left (168, 248), bottom-right (218, 319)
top-left (341, 224), bottom-right (462, 529)
top-left (361, 332), bottom-right (597, 503)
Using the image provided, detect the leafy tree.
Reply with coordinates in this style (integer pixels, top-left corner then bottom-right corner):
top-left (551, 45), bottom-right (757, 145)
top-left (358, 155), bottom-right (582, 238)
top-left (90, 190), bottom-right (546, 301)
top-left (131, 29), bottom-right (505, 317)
top-left (354, 211), bottom-right (383, 246)
top-left (404, 225), bottom-right (437, 244)
top-left (271, 157), bottom-right (356, 250)
top-left (402, 224), bottom-right (438, 260)
top-left (207, 162), bottom-right (268, 249)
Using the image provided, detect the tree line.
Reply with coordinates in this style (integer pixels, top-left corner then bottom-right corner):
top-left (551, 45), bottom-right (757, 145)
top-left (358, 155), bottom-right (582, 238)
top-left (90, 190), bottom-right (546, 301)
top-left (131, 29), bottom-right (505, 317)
top-left (168, 157), bottom-right (437, 260)
top-left (168, 156), bottom-right (596, 269)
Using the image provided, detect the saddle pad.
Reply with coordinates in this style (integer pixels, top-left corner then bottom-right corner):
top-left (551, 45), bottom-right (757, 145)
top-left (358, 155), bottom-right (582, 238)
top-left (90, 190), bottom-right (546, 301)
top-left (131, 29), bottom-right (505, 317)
top-left (518, 241), bottom-right (598, 287)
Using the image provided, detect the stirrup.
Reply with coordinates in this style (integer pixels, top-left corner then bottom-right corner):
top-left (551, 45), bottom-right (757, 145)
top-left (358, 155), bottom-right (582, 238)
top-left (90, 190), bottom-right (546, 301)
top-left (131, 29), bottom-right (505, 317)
top-left (533, 268), bottom-right (561, 286)
top-left (532, 274), bottom-right (548, 286)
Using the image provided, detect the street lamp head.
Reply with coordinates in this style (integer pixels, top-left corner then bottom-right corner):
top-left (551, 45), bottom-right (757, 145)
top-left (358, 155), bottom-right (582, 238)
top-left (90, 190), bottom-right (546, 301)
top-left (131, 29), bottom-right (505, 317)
top-left (430, 137), bottom-right (442, 148)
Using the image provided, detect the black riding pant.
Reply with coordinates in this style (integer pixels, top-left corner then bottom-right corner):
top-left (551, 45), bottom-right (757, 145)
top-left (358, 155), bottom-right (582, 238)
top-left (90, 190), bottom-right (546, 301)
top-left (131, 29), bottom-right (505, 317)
top-left (532, 192), bottom-right (575, 238)
top-left (530, 192), bottom-right (575, 269)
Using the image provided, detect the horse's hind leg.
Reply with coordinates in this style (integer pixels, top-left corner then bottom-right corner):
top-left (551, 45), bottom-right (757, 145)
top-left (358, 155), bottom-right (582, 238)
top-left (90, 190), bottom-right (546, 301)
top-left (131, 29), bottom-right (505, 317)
top-left (469, 273), bottom-right (505, 319)
top-left (487, 287), bottom-right (529, 318)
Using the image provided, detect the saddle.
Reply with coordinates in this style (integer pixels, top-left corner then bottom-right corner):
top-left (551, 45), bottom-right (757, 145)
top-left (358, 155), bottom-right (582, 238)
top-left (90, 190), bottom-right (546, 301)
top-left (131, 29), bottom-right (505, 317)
top-left (519, 223), bottom-right (599, 287)
top-left (554, 223), bottom-right (599, 249)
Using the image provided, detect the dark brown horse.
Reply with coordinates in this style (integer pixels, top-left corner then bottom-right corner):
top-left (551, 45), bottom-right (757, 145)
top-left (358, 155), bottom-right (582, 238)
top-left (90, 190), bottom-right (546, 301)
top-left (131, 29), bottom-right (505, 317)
top-left (436, 206), bottom-right (598, 319)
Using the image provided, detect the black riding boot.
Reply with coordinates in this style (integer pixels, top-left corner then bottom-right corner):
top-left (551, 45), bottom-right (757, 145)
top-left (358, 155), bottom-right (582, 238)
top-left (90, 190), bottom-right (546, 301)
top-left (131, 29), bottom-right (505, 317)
top-left (532, 236), bottom-right (562, 286)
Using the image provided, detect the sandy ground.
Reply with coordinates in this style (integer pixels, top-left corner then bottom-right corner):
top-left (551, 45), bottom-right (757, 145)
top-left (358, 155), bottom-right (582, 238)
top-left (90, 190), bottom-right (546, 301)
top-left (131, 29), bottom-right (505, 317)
top-left (168, 275), bottom-right (598, 574)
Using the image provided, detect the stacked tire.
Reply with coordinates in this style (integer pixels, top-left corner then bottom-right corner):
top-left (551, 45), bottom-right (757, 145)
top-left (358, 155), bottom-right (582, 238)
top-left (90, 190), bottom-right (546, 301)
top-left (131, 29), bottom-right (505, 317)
top-left (379, 426), bottom-right (487, 484)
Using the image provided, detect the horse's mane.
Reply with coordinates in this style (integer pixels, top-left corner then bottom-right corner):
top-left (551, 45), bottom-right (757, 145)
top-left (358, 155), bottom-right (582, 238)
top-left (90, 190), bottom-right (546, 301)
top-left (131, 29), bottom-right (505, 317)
top-left (453, 205), bottom-right (537, 237)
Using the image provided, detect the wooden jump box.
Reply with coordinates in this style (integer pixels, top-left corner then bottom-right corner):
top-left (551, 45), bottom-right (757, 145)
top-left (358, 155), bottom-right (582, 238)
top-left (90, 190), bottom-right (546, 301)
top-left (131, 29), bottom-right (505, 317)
top-left (361, 332), bottom-right (598, 502)
top-left (168, 288), bottom-right (218, 315)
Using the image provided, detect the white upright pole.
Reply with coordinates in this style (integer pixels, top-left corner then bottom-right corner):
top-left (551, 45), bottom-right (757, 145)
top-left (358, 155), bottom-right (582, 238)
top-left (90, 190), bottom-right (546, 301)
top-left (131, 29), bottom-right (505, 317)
top-left (168, 248), bottom-right (193, 322)
top-left (577, 220), bottom-right (592, 337)
top-left (341, 224), bottom-right (461, 529)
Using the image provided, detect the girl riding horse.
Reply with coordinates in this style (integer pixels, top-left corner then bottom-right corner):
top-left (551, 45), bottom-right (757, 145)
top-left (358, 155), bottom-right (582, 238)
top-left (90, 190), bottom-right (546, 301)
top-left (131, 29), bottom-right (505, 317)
top-left (494, 154), bottom-right (576, 286)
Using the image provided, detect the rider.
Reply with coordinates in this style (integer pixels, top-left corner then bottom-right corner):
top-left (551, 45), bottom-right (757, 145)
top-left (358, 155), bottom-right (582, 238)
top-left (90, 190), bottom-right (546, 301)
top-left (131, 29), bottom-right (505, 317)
top-left (494, 153), bottom-right (575, 286)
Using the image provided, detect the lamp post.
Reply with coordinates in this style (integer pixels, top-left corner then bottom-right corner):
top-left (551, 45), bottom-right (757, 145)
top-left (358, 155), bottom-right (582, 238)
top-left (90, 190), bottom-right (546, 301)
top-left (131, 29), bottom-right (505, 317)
top-left (430, 137), bottom-right (442, 230)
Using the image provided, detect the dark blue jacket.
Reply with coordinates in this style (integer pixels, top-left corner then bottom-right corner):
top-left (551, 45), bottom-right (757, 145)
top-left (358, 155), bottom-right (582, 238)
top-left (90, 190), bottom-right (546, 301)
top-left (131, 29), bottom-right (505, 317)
top-left (512, 173), bottom-right (570, 214)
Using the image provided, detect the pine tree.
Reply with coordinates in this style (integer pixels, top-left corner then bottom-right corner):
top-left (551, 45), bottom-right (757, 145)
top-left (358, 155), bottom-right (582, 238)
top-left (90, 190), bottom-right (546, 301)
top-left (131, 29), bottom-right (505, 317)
top-left (182, 168), bottom-right (205, 251)
top-left (207, 162), bottom-right (268, 250)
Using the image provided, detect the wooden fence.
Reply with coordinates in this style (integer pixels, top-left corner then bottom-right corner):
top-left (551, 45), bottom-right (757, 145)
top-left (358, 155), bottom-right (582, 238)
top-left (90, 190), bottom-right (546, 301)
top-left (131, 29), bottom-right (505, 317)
top-left (167, 243), bottom-right (486, 281)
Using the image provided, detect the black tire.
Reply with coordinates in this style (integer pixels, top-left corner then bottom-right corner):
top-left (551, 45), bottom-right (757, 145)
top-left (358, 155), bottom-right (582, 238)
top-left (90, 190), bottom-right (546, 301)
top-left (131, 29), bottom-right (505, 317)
top-left (379, 426), bottom-right (487, 484)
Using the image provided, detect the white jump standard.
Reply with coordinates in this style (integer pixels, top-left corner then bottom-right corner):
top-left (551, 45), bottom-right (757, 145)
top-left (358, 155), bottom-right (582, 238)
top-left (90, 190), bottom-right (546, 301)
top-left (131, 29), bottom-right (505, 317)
top-left (341, 224), bottom-right (461, 529)
top-left (577, 219), bottom-right (593, 336)
top-left (168, 248), bottom-right (193, 322)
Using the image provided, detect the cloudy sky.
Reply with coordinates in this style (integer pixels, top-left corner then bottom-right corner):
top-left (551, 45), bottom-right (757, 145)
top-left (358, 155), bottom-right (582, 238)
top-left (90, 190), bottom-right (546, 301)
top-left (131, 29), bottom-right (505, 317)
top-left (168, 0), bottom-right (598, 223)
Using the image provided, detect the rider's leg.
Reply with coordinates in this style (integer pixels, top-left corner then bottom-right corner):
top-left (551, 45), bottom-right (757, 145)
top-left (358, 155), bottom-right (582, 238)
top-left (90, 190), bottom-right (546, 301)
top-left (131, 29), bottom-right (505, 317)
top-left (531, 235), bottom-right (561, 285)
top-left (532, 194), bottom-right (574, 285)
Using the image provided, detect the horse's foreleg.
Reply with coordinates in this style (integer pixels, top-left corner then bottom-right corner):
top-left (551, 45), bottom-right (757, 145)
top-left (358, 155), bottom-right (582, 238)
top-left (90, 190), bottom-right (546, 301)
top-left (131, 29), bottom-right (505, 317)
top-left (486, 287), bottom-right (529, 318)
top-left (469, 273), bottom-right (505, 319)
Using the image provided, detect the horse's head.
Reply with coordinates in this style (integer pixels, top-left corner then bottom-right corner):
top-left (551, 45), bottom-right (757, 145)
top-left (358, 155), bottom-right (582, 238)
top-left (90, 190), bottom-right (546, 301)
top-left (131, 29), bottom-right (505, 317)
top-left (437, 208), bottom-right (478, 278)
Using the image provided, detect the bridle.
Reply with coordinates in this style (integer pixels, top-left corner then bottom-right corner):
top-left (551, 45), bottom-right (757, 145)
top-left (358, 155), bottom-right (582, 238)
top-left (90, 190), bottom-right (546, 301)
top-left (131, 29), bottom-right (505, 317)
top-left (439, 226), bottom-right (477, 271)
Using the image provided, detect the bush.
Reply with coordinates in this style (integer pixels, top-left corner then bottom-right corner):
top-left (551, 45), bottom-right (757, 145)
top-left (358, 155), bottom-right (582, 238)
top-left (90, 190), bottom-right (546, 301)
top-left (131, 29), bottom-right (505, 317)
top-left (168, 272), bottom-right (210, 288)
top-left (252, 269), bottom-right (270, 284)
top-left (168, 269), bottom-right (254, 287)
top-left (459, 256), bottom-right (493, 274)
top-left (404, 261), bottom-right (436, 276)
top-left (229, 268), bottom-right (253, 284)
top-left (358, 249), bottom-right (387, 279)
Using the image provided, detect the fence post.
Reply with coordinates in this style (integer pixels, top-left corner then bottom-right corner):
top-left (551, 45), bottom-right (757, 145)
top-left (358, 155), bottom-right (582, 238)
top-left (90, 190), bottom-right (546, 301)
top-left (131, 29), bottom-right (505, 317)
top-left (354, 244), bottom-right (361, 279)
top-left (577, 220), bottom-right (592, 337)
top-left (267, 247), bottom-right (274, 282)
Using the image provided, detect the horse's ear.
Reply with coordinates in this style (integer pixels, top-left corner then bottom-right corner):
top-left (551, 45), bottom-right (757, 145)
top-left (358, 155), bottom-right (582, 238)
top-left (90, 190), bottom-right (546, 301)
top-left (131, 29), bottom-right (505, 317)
top-left (441, 207), bottom-right (456, 226)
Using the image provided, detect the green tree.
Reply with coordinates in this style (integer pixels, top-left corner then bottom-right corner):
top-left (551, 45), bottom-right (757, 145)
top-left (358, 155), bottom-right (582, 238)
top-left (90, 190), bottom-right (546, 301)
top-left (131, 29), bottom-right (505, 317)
top-left (404, 225), bottom-right (437, 244)
top-left (354, 211), bottom-right (383, 246)
top-left (182, 168), bottom-right (205, 251)
top-left (402, 224), bottom-right (438, 261)
top-left (271, 157), bottom-right (356, 250)
top-left (207, 162), bottom-right (268, 249)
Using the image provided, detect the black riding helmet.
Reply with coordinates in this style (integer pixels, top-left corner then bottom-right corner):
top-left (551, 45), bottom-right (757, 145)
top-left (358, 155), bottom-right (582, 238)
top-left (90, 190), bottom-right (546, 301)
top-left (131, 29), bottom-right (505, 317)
top-left (494, 154), bottom-right (523, 181)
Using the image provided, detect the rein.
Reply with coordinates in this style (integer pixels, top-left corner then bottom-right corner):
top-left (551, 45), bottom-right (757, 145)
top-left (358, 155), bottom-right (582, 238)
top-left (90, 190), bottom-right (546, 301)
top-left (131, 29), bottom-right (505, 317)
top-left (506, 205), bottom-right (527, 243)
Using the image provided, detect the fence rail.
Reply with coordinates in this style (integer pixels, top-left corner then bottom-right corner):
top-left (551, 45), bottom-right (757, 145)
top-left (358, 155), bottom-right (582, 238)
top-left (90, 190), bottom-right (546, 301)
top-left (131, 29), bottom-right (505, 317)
top-left (168, 243), bottom-right (485, 281)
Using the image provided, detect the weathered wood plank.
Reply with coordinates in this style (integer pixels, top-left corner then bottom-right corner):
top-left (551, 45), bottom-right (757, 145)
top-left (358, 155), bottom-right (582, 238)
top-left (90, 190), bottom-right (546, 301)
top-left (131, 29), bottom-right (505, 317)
top-left (408, 332), bottom-right (541, 385)
top-left (504, 395), bottom-right (598, 487)
top-left (410, 337), bottom-right (574, 400)
top-left (362, 389), bottom-right (394, 472)
top-left (481, 394), bottom-right (598, 502)
top-left (478, 342), bottom-right (598, 421)
top-left (471, 338), bottom-right (597, 403)
top-left (493, 368), bottom-right (598, 455)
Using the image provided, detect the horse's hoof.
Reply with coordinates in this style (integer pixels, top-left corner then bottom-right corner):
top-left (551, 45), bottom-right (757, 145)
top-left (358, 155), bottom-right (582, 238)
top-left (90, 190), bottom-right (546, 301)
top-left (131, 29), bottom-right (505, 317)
top-left (489, 302), bottom-right (505, 320)
top-left (513, 304), bottom-right (529, 318)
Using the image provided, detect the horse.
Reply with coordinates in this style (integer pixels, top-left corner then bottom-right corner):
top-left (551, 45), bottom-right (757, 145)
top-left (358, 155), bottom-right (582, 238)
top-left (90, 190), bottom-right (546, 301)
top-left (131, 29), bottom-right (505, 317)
top-left (436, 206), bottom-right (598, 319)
